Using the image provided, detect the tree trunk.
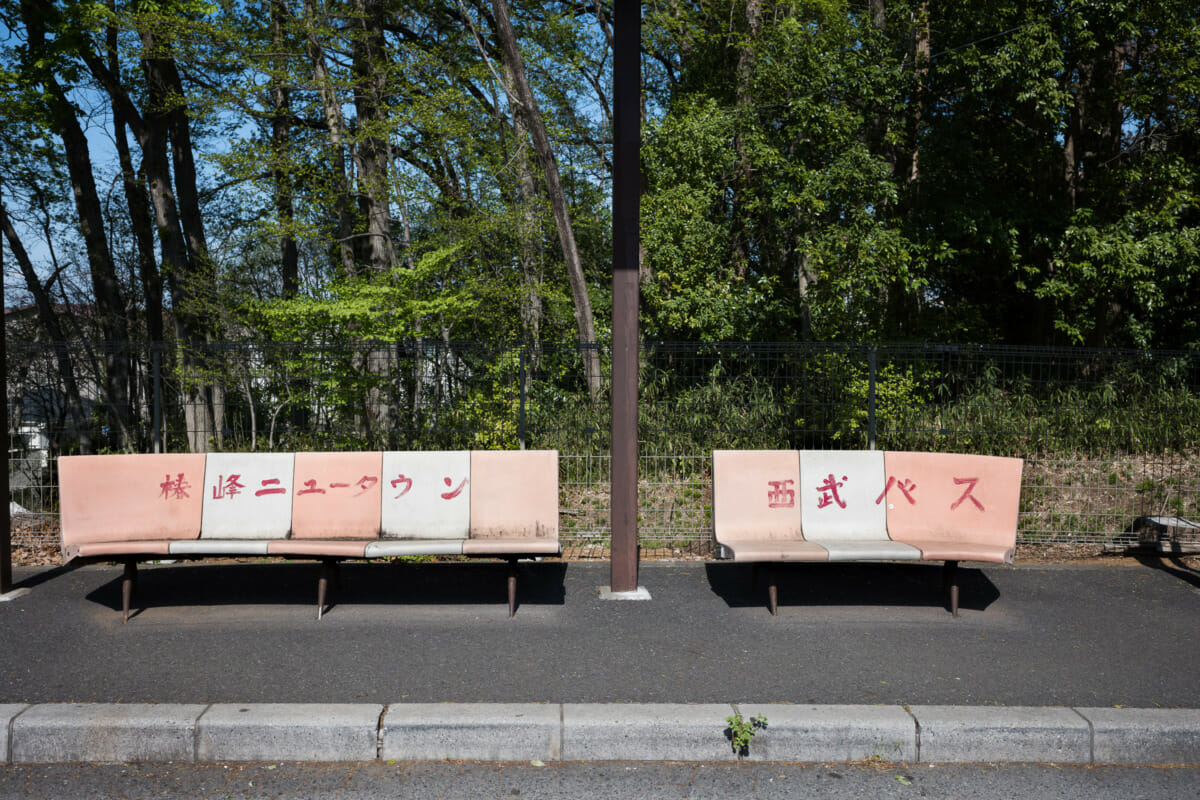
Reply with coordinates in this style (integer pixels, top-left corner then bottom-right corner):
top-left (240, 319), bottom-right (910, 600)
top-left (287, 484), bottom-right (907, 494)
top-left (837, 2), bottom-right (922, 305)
top-left (138, 43), bottom-right (215, 452)
top-left (109, 22), bottom-right (164, 348)
top-left (22, 3), bottom-right (133, 451)
top-left (908, 2), bottom-right (930, 186)
top-left (304, 0), bottom-right (356, 275)
top-left (351, 0), bottom-right (396, 274)
top-left (272, 0), bottom-right (300, 298)
top-left (731, 0), bottom-right (762, 279)
top-left (489, 0), bottom-right (602, 400)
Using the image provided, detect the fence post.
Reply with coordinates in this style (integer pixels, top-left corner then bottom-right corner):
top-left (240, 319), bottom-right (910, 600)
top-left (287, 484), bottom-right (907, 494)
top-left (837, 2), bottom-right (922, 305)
top-left (518, 343), bottom-right (527, 450)
top-left (868, 345), bottom-right (878, 451)
top-left (1, 226), bottom-right (9, 595)
top-left (152, 344), bottom-right (163, 454)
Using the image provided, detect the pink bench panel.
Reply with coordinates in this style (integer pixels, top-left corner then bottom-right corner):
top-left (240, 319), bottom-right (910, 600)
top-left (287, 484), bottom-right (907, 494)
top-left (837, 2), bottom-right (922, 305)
top-left (895, 540), bottom-right (1015, 563)
top-left (58, 454), bottom-right (205, 549)
top-left (720, 540), bottom-right (829, 562)
top-left (70, 540), bottom-right (173, 559)
top-left (712, 450), bottom-right (803, 544)
top-left (290, 452), bottom-right (384, 539)
top-left (267, 539), bottom-right (369, 557)
top-left (469, 450), bottom-right (558, 541)
top-left (462, 538), bottom-right (561, 555)
top-left (883, 451), bottom-right (1023, 558)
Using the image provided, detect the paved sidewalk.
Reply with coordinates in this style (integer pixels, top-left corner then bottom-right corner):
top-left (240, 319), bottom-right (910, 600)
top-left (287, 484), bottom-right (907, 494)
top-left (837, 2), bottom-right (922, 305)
top-left (2, 558), bottom-right (1198, 764)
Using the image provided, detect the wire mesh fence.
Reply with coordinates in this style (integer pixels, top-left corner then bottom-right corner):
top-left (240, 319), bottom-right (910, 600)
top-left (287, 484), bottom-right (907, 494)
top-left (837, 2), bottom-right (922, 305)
top-left (7, 339), bottom-right (1200, 557)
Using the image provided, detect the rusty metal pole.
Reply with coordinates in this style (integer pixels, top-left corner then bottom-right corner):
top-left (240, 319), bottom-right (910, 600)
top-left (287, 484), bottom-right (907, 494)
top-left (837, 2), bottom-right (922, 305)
top-left (1, 190), bottom-right (11, 596)
top-left (609, 0), bottom-right (640, 593)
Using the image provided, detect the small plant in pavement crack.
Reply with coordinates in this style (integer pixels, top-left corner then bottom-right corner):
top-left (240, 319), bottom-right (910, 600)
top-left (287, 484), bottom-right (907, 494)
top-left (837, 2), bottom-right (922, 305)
top-left (725, 712), bottom-right (767, 759)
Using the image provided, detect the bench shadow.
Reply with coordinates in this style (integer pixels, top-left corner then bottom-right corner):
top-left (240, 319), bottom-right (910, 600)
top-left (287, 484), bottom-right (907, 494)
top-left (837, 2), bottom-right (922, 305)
top-left (1134, 553), bottom-right (1200, 590)
top-left (85, 560), bottom-right (568, 617)
top-left (704, 561), bottom-right (1001, 614)
top-left (11, 559), bottom-right (88, 591)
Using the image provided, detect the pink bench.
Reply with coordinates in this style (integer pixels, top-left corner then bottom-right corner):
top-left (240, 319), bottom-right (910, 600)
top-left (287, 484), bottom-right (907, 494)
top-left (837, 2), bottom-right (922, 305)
top-left (58, 450), bottom-right (559, 621)
top-left (711, 450), bottom-right (1023, 615)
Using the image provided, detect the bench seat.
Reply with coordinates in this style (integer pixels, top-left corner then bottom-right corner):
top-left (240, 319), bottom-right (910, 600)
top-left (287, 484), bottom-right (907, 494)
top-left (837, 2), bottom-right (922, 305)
top-left (895, 540), bottom-right (1014, 563)
top-left (265, 540), bottom-right (373, 558)
top-left (463, 538), bottom-right (561, 556)
top-left (817, 540), bottom-right (922, 560)
top-left (69, 541), bottom-right (174, 559)
top-left (59, 449), bottom-right (560, 621)
top-left (718, 541), bottom-right (828, 561)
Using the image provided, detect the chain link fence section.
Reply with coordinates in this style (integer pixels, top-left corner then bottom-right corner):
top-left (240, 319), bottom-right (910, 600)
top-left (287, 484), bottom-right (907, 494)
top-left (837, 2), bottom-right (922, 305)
top-left (6, 339), bottom-right (1200, 556)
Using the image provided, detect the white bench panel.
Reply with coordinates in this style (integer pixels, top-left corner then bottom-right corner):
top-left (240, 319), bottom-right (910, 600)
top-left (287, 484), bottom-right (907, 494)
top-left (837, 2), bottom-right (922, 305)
top-left (201, 453), bottom-right (295, 540)
top-left (817, 540), bottom-right (922, 561)
top-left (171, 540), bottom-right (273, 556)
top-left (380, 451), bottom-right (471, 540)
top-left (364, 540), bottom-right (465, 557)
top-left (799, 450), bottom-right (889, 541)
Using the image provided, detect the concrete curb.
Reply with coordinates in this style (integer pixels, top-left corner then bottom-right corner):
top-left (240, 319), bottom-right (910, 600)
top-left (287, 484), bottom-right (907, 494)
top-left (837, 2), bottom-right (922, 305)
top-left (2, 703), bottom-right (1198, 765)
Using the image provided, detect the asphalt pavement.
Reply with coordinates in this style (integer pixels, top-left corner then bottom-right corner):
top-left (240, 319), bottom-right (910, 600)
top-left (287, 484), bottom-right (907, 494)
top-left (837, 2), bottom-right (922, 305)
top-left (1, 557), bottom-right (1198, 768)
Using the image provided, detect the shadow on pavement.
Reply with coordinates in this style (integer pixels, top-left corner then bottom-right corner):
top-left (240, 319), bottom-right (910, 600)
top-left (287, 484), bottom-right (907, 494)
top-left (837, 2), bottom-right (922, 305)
top-left (84, 560), bottom-right (568, 617)
top-left (704, 561), bottom-right (1001, 613)
top-left (12, 559), bottom-right (87, 591)
top-left (1134, 553), bottom-right (1200, 590)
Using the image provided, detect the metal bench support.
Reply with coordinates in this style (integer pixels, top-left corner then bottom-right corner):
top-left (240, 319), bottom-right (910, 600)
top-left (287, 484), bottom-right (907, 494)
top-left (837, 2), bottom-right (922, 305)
top-left (507, 558), bottom-right (519, 617)
top-left (944, 560), bottom-right (960, 617)
top-left (122, 559), bottom-right (138, 624)
top-left (317, 559), bottom-right (340, 620)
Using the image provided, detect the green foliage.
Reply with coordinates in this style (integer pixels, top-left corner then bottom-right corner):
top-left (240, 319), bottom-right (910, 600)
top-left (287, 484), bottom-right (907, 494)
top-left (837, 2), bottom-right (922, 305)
top-left (725, 712), bottom-right (767, 758)
top-left (248, 245), bottom-right (478, 343)
top-left (836, 362), bottom-right (930, 445)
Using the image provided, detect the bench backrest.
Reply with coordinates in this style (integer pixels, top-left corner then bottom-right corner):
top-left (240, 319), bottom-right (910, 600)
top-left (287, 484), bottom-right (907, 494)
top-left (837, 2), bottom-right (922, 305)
top-left (59, 453), bottom-right (206, 547)
top-left (290, 451), bottom-right (385, 539)
top-left (798, 450), bottom-right (889, 541)
top-left (711, 449), bottom-right (803, 544)
top-left (712, 449), bottom-right (1024, 550)
top-left (202, 452), bottom-right (295, 539)
top-left (381, 450), bottom-right (472, 539)
top-left (470, 449), bottom-right (559, 540)
top-left (882, 451), bottom-right (1023, 548)
top-left (60, 450), bottom-right (559, 547)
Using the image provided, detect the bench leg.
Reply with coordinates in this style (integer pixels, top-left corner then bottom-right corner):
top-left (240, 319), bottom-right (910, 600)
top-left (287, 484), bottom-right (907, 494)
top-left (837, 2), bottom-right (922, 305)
top-left (507, 558), bottom-right (518, 618)
top-left (943, 560), bottom-right (960, 617)
top-left (317, 559), bottom-right (338, 620)
top-left (767, 565), bottom-right (778, 617)
top-left (750, 563), bottom-right (778, 615)
top-left (122, 560), bottom-right (137, 624)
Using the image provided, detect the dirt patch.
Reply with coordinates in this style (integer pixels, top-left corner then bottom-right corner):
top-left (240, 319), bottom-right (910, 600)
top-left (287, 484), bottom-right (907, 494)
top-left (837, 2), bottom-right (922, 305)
top-left (10, 516), bottom-right (1197, 569)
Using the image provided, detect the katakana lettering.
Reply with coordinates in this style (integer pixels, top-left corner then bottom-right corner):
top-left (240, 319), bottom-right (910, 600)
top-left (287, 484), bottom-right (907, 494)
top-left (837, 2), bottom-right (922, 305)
top-left (255, 478), bottom-right (287, 497)
top-left (440, 476), bottom-right (467, 500)
top-left (951, 477), bottom-right (985, 511)
top-left (391, 475), bottom-right (413, 499)
top-left (875, 476), bottom-right (917, 505)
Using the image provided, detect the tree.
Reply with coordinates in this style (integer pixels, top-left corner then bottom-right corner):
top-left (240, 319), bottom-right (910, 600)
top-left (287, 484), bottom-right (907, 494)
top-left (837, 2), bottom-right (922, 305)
top-left (11, 0), bottom-right (136, 449)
